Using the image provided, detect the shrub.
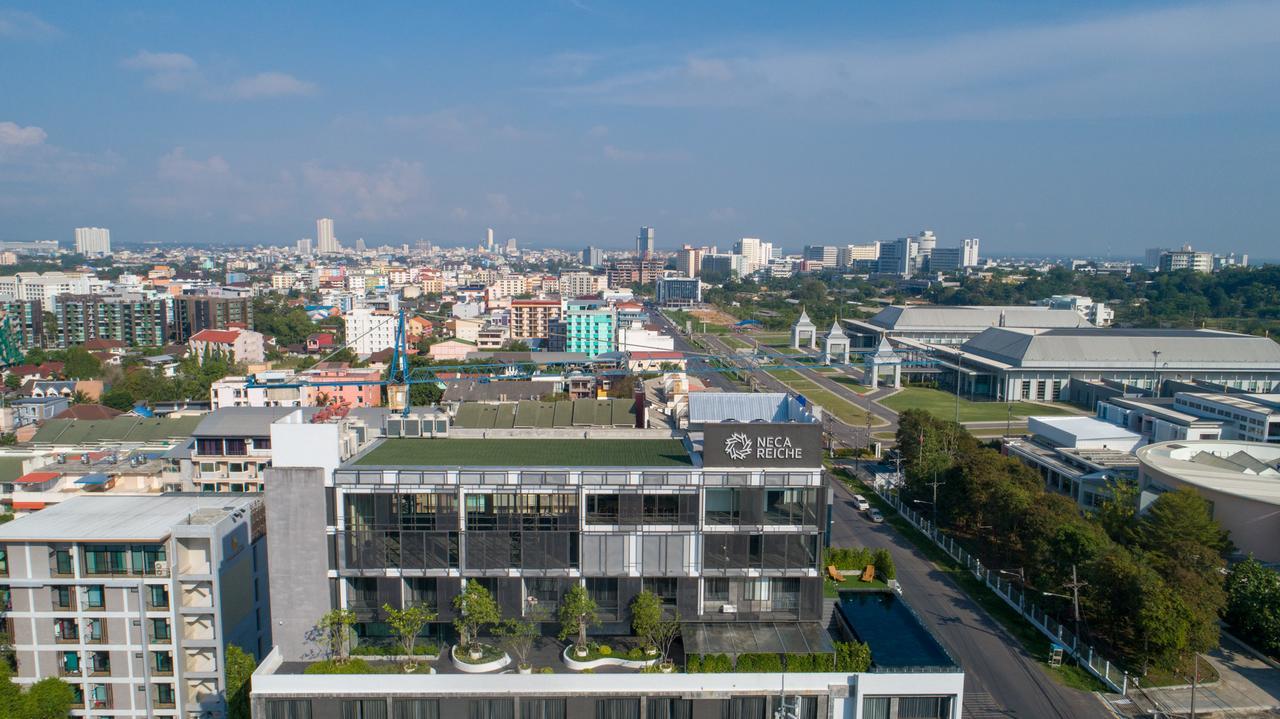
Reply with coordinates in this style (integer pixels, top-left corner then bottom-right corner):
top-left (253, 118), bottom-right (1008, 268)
top-left (824, 547), bottom-right (874, 571)
top-left (598, 645), bottom-right (612, 656)
top-left (701, 654), bottom-right (732, 672)
top-left (735, 653), bottom-right (783, 672)
top-left (627, 647), bottom-right (645, 660)
top-left (539, 666), bottom-right (554, 674)
top-left (872, 548), bottom-right (896, 580)
top-left (785, 653), bottom-right (834, 672)
top-left (686, 654), bottom-right (702, 673)
top-left (834, 642), bottom-right (872, 673)
top-left (303, 658), bottom-right (375, 674)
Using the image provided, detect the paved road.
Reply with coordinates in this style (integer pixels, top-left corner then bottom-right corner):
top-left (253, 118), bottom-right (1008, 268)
top-left (652, 313), bottom-right (739, 392)
top-left (829, 465), bottom-right (1110, 719)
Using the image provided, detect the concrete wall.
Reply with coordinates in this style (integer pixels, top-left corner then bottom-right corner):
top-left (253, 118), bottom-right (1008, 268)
top-left (264, 467), bottom-right (332, 660)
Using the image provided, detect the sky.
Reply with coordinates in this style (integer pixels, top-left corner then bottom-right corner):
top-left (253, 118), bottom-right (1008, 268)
top-left (1, 1), bottom-right (1278, 257)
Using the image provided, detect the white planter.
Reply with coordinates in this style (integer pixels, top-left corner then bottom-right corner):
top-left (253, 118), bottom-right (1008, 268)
top-left (518, 664), bottom-right (532, 675)
top-left (561, 646), bottom-right (660, 672)
top-left (451, 644), bottom-right (511, 674)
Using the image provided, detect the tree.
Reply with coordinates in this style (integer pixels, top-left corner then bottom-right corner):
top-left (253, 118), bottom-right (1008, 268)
top-left (101, 387), bottom-right (135, 412)
top-left (557, 583), bottom-right (599, 652)
top-left (20, 677), bottom-right (76, 719)
top-left (651, 611), bottom-right (682, 664)
top-left (1224, 558), bottom-right (1280, 657)
top-left (224, 644), bottom-right (256, 719)
top-left (315, 609), bottom-right (357, 662)
top-left (383, 603), bottom-right (437, 662)
top-left (494, 615), bottom-right (541, 671)
top-left (62, 347), bottom-right (101, 379)
top-left (3, 374), bottom-right (19, 391)
top-left (630, 590), bottom-right (662, 651)
top-left (1097, 478), bottom-right (1140, 545)
top-left (871, 548), bottom-right (896, 581)
top-left (70, 390), bottom-right (90, 405)
top-left (834, 641), bottom-right (872, 672)
top-left (453, 580), bottom-right (500, 651)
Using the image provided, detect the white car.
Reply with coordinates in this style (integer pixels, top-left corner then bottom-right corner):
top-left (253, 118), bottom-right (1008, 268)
top-left (852, 494), bottom-right (870, 511)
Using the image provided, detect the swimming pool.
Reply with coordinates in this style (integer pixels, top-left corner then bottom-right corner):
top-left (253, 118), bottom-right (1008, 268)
top-left (836, 591), bottom-right (957, 671)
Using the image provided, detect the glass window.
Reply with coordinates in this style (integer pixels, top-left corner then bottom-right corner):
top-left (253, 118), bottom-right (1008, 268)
top-left (723, 698), bottom-right (766, 719)
top-left (393, 699), bottom-right (440, 719)
top-left (86, 618), bottom-right (105, 642)
top-left (642, 578), bottom-right (677, 607)
top-left (585, 494), bottom-right (619, 524)
top-left (54, 618), bottom-right (78, 641)
top-left (85, 585), bottom-right (105, 608)
top-left (595, 698), bottom-right (640, 719)
top-left (151, 618), bottom-right (171, 641)
top-left (196, 438), bottom-right (222, 455)
top-left (267, 700), bottom-right (313, 719)
top-left (705, 489), bottom-right (740, 525)
top-left (521, 699), bottom-right (566, 719)
top-left (642, 495), bottom-right (679, 523)
top-left (83, 545), bottom-right (128, 575)
top-left (466, 699), bottom-right (514, 719)
top-left (52, 586), bottom-right (74, 610)
top-left (225, 438), bottom-right (248, 456)
top-left (646, 698), bottom-right (692, 719)
top-left (705, 578), bottom-right (729, 603)
top-left (342, 700), bottom-right (388, 719)
top-left (152, 651), bottom-right (173, 674)
top-left (53, 548), bottom-right (74, 575)
top-left (59, 651), bottom-right (79, 675)
top-left (155, 683), bottom-right (176, 706)
top-left (896, 696), bottom-right (953, 719)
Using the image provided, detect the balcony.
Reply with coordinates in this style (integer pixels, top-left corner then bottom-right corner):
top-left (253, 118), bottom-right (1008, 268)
top-left (184, 647), bottom-right (217, 674)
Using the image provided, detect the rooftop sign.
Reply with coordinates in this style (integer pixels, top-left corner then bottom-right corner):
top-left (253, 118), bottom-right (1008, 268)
top-left (703, 422), bottom-right (822, 469)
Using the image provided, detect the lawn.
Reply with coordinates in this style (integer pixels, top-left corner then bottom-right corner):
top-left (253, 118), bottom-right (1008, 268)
top-left (824, 575), bottom-right (889, 597)
top-left (765, 370), bottom-right (875, 426)
top-left (355, 438), bottom-right (693, 467)
top-left (719, 335), bottom-right (751, 350)
top-left (880, 387), bottom-right (1078, 423)
top-left (829, 375), bottom-right (872, 394)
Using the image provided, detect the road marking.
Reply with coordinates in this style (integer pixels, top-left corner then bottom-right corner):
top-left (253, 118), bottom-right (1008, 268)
top-left (963, 691), bottom-right (1009, 718)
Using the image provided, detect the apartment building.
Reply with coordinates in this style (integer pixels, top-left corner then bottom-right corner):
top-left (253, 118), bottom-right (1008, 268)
top-left (165, 408), bottom-right (289, 493)
top-left (561, 304), bottom-right (616, 358)
top-left (172, 294), bottom-right (254, 343)
top-left (1172, 392), bottom-right (1280, 443)
top-left (509, 299), bottom-right (562, 340)
top-left (0, 494), bottom-right (270, 718)
top-left (55, 295), bottom-right (169, 348)
top-left (0, 298), bottom-right (45, 349)
top-left (209, 376), bottom-right (306, 410)
top-left (343, 308), bottom-right (396, 358)
top-left (254, 395), bottom-right (964, 718)
top-left (559, 271), bottom-right (608, 298)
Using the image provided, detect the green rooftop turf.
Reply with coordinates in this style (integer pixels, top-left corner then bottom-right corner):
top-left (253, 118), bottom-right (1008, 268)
top-left (354, 438), bottom-right (693, 468)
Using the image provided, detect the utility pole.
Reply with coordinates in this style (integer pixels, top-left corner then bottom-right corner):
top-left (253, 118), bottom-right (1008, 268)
top-left (955, 355), bottom-right (962, 425)
top-left (1189, 651), bottom-right (1199, 718)
top-left (1063, 564), bottom-right (1087, 643)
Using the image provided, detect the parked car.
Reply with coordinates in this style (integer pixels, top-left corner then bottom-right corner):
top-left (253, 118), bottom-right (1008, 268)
top-left (852, 494), bottom-right (870, 511)
top-left (866, 508), bottom-right (884, 523)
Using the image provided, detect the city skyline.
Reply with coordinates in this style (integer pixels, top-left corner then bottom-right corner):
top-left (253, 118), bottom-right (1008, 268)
top-left (1, 2), bottom-right (1278, 256)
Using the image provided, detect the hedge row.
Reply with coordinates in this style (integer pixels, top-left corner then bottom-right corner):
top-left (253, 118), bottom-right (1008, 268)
top-left (685, 646), bottom-right (867, 673)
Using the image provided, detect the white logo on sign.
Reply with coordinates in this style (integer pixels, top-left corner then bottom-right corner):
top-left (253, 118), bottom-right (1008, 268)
top-left (724, 432), bottom-right (753, 460)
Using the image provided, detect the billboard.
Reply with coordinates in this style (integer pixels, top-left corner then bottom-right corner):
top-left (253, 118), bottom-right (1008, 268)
top-left (702, 422), bottom-right (823, 469)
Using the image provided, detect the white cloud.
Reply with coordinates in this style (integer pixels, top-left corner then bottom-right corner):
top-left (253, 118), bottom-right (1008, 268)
top-left (225, 72), bottom-right (316, 100)
top-left (301, 160), bottom-right (428, 221)
top-left (121, 50), bottom-right (200, 92)
top-left (549, 0), bottom-right (1280, 120)
top-left (0, 10), bottom-right (58, 39)
top-left (121, 51), bottom-right (317, 100)
top-left (0, 121), bottom-right (47, 147)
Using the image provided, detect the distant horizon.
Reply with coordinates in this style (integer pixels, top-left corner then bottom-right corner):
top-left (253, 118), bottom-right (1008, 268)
top-left (3, 235), bottom-right (1273, 266)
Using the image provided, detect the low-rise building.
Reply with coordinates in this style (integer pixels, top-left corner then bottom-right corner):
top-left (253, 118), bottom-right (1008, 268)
top-left (188, 328), bottom-right (266, 365)
top-left (1004, 416), bottom-right (1142, 510)
top-left (1137, 440), bottom-right (1280, 562)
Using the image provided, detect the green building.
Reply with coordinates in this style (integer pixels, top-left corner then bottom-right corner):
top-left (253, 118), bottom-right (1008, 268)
top-left (56, 294), bottom-right (168, 348)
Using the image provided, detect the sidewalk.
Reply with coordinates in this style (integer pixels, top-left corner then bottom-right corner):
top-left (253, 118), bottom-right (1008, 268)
top-left (1116, 636), bottom-right (1280, 717)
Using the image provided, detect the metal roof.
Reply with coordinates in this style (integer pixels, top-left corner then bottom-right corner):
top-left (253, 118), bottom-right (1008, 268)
top-left (1137, 441), bottom-right (1280, 505)
top-left (452, 399), bottom-right (636, 429)
top-left (961, 327), bottom-right (1280, 369)
top-left (192, 407), bottom-right (314, 437)
top-left (27, 415), bottom-right (205, 445)
top-left (0, 494), bottom-right (257, 541)
top-left (687, 392), bottom-right (814, 424)
top-left (865, 305), bottom-right (1091, 332)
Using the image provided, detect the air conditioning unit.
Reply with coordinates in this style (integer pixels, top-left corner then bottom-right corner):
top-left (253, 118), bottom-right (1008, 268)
top-left (153, 560), bottom-right (169, 576)
top-left (719, 604), bottom-right (737, 614)
top-left (385, 418), bottom-right (403, 437)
